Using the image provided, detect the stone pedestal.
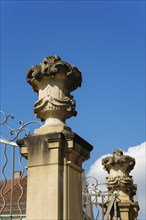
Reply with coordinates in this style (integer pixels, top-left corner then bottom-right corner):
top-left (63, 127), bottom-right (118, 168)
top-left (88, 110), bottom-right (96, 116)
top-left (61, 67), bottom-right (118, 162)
top-left (17, 132), bottom-right (93, 220)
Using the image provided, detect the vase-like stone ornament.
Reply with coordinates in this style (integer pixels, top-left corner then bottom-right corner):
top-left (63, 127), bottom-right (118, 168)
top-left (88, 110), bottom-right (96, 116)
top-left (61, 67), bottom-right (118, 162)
top-left (27, 55), bottom-right (82, 133)
top-left (102, 149), bottom-right (137, 202)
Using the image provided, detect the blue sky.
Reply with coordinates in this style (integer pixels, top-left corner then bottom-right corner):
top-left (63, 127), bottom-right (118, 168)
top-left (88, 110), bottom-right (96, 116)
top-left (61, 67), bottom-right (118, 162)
top-left (1, 0), bottom-right (145, 167)
top-left (0, 0), bottom-right (145, 217)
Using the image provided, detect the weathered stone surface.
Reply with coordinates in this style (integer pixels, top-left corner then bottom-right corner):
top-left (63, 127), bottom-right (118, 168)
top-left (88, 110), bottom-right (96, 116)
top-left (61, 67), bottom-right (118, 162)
top-left (20, 56), bottom-right (93, 220)
top-left (17, 132), bottom-right (93, 220)
top-left (26, 55), bottom-right (82, 133)
top-left (102, 149), bottom-right (139, 220)
top-left (102, 149), bottom-right (137, 200)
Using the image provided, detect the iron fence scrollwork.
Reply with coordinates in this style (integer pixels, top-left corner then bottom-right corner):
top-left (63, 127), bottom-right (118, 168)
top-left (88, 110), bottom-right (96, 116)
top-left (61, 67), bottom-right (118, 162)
top-left (0, 111), bottom-right (41, 220)
top-left (82, 176), bottom-right (119, 220)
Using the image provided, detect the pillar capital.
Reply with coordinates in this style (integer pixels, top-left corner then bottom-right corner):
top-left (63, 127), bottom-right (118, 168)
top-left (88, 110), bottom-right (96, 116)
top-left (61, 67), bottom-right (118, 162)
top-left (17, 132), bottom-right (93, 167)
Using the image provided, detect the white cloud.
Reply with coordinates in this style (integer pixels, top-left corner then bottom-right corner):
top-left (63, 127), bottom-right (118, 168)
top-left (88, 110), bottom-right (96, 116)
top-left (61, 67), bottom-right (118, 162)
top-left (87, 142), bottom-right (146, 219)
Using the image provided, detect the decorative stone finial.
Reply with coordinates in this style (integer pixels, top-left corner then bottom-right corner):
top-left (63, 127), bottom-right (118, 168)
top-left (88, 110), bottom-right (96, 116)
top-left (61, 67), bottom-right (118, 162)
top-left (102, 149), bottom-right (137, 201)
top-left (27, 55), bottom-right (82, 133)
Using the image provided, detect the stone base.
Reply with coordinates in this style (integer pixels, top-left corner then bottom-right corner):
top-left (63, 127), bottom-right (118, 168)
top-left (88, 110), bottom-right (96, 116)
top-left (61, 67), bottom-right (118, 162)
top-left (34, 124), bottom-right (72, 134)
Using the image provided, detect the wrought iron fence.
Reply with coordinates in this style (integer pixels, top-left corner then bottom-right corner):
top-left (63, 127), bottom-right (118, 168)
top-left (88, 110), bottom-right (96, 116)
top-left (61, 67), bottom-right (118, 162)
top-left (82, 176), bottom-right (119, 220)
top-left (0, 111), bottom-right (41, 220)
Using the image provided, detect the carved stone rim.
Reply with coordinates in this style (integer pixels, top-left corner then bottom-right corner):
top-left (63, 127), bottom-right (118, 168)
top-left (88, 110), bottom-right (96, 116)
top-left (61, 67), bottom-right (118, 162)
top-left (27, 55), bottom-right (82, 92)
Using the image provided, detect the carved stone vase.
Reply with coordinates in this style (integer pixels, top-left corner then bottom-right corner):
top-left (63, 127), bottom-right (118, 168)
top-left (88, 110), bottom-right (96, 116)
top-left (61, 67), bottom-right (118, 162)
top-left (27, 55), bottom-right (82, 133)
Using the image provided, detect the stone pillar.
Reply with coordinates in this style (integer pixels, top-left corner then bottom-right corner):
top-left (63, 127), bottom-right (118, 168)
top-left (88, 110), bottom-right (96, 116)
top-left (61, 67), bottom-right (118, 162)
top-left (17, 55), bottom-right (93, 220)
top-left (18, 132), bottom-right (92, 220)
top-left (102, 150), bottom-right (139, 220)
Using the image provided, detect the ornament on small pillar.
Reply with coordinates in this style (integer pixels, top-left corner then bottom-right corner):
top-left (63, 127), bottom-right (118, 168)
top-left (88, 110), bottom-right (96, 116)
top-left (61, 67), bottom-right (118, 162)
top-left (102, 150), bottom-right (140, 219)
top-left (27, 55), bottom-right (82, 134)
top-left (102, 149), bottom-right (137, 201)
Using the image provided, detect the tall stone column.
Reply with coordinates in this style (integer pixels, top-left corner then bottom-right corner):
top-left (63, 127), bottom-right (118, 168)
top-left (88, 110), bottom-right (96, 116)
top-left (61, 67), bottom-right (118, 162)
top-left (102, 150), bottom-right (139, 220)
top-left (17, 55), bottom-right (93, 220)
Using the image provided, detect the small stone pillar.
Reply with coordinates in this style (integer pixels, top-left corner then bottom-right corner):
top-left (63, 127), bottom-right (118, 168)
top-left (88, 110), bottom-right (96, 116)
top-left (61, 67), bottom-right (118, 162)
top-left (102, 150), bottom-right (139, 220)
top-left (17, 55), bottom-right (93, 220)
